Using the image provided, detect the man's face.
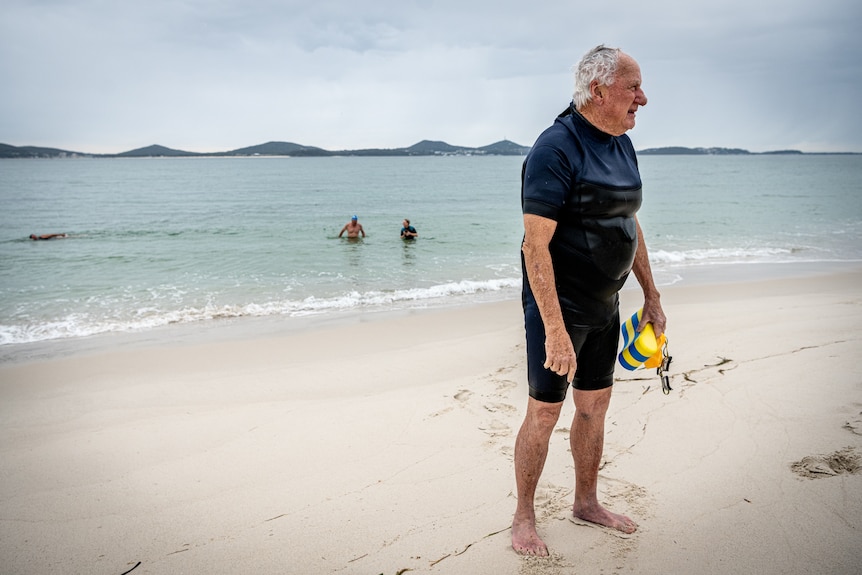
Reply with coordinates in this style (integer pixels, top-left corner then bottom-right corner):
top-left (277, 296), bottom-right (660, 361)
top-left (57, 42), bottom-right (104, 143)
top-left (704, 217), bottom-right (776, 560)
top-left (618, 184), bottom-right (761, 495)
top-left (597, 54), bottom-right (647, 136)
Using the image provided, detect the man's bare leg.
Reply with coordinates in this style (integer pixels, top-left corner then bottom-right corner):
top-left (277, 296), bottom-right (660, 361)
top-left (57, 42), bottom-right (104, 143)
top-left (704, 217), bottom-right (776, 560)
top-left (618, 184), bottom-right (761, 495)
top-left (570, 388), bottom-right (637, 534)
top-left (512, 397), bottom-right (564, 556)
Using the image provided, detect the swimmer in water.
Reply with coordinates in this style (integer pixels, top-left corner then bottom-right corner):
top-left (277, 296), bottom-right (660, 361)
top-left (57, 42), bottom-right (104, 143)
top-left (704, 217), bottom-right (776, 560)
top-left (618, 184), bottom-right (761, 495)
top-left (29, 233), bottom-right (67, 240)
top-left (338, 215), bottom-right (366, 239)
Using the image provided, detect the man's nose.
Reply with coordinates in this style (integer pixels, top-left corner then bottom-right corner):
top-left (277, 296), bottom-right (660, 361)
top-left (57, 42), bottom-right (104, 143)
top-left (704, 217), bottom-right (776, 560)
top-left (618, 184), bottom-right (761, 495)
top-left (636, 89), bottom-right (647, 106)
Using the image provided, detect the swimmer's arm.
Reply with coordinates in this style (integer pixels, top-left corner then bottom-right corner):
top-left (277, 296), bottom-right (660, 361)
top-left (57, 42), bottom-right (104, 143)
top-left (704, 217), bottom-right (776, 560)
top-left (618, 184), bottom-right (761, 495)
top-left (632, 216), bottom-right (666, 336)
top-left (522, 213), bottom-right (577, 383)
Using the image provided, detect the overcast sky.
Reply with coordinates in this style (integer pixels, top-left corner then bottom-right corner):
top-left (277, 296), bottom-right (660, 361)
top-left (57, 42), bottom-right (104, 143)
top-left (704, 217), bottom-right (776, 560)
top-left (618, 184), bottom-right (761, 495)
top-left (2, 0), bottom-right (860, 154)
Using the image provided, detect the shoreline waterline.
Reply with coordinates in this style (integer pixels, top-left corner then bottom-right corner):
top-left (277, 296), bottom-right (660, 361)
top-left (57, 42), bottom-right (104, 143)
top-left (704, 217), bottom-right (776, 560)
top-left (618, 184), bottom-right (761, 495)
top-left (2, 260), bottom-right (859, 366)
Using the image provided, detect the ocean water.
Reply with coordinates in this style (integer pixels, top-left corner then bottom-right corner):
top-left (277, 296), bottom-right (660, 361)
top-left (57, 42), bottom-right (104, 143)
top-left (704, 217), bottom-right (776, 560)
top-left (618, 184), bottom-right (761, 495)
top-left (1, 154), bottom-right (860, 355)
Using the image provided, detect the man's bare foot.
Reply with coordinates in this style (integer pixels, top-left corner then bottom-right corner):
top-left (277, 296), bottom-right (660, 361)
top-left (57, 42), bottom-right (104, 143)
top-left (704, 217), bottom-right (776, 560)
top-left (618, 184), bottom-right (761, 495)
top-left (573, 503), bottom-right (638, 534)
top-left (511, 518), bottom-right (549, 556)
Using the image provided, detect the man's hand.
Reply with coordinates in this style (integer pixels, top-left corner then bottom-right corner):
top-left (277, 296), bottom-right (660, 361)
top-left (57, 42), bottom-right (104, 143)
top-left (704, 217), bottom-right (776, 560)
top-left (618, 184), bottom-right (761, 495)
top-left (544, 328), bottom-right (577, 383)
top-left (639, 297), bottom-right (667, 338)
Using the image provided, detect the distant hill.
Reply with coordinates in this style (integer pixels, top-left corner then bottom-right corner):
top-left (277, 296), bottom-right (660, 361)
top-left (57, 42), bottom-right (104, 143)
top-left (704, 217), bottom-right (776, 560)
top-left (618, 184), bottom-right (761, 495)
top-left (480, 140), bottom-right (532, 155)
top-left (0, 143), bottom-right (87, 158)
top-left (405, 140), bottom-right (463, 154)
top-left (116, 144), bottom-right (197, 157)
top-left (227, 141), bottom-right (331, 156)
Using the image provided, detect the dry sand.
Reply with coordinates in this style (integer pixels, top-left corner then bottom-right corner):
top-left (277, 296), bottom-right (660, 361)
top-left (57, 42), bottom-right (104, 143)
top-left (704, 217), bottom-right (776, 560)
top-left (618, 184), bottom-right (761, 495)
top-left (1, 266), bottom-right (861, 574)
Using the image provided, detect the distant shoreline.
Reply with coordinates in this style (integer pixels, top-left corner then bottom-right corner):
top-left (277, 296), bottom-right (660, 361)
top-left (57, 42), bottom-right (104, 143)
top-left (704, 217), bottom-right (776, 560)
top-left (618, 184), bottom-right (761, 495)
top-left (2, 141), bottom-right (860, 159)
top-left (0, 140), bottom-right (530, 159)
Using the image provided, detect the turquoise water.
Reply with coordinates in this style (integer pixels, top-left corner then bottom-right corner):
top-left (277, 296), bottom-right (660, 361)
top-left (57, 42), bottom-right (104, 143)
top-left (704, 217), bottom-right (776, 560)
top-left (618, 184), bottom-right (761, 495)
top-left (1, 154), bottom-right (860, 350)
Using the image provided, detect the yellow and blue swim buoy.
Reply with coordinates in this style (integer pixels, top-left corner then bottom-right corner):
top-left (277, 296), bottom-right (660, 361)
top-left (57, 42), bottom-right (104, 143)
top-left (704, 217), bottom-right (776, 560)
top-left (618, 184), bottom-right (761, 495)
top-left (618, 308), bottom-right (666, 371)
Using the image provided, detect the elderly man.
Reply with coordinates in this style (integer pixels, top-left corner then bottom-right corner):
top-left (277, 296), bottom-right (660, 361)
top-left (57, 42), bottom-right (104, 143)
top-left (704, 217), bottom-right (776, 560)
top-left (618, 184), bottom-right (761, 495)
top-left (512, 45), bottom-right (667, 556)
top-left (338, 215), bottom-right (366, 239)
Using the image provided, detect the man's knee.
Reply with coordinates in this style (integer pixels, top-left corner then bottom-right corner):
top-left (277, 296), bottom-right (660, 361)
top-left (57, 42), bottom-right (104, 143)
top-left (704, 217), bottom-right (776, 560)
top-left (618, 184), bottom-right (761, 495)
top-left (572, 388), bottom-right (612, 418)
top-left (526, 398), bottom-right (564, 432)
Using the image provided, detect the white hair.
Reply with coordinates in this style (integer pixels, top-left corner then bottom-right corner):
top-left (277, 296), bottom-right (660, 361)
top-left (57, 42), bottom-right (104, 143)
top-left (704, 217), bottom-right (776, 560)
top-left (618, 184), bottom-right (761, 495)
top-left (572, 45), bottom-right (622, 109)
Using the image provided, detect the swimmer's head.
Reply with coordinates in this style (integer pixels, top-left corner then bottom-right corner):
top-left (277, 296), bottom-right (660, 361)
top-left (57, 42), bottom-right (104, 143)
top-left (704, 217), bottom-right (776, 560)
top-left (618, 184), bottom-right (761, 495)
top-left (351, 215), bottom-right (358, 221)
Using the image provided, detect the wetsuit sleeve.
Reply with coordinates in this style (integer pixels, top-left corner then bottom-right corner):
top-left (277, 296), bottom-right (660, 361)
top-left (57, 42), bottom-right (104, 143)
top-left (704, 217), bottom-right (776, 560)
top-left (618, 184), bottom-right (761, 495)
top-left (521, 144), bottom-right (572, 221)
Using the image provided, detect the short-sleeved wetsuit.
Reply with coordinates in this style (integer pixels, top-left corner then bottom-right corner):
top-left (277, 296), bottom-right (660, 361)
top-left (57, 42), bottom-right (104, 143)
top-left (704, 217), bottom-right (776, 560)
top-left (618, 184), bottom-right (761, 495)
top-left (521, 104), bottom-right (643, 401)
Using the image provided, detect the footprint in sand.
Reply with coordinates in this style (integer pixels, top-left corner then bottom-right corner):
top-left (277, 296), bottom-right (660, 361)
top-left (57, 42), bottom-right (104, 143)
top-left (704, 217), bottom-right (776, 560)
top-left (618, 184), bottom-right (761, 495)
top-left (519, 552), bottom-right (571, 575)
top-left (495, 379), bottom-right (519, 394)
top-left (790, 447), bottom-right (861, 478)
top-left (426, 406), bottom-right (453, 418)
top-left (843, 412), bottom-right (862, 436)
top-left (478, 419), bottom-right (511, 438)
top-left (454, 389), bottom-right (473, 403)
top-left (483, 402), bottom-right (517, 414)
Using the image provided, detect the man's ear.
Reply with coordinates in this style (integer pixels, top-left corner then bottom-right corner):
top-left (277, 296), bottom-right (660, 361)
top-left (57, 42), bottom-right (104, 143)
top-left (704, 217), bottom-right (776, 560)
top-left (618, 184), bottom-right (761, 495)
top-left (590, 81), bottom-right (605, 104)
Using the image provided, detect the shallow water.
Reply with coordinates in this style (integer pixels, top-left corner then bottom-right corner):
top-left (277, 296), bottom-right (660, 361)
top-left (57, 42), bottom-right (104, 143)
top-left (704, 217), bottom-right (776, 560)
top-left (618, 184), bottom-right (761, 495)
top-left (1, 154), bottom-right (860, 349)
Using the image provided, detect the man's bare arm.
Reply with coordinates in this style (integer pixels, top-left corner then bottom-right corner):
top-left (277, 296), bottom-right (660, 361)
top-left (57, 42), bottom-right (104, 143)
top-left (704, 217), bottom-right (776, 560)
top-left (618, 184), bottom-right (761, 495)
top-left (631, 216), bottom-right (666, 336)
top-left (522, 213), bottom-right (576, 383)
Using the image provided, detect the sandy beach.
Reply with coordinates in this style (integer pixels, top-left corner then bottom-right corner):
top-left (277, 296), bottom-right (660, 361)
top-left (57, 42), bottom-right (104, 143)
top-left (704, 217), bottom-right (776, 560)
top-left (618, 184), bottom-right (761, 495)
top-left (1, 265), bottom-right (861, 575)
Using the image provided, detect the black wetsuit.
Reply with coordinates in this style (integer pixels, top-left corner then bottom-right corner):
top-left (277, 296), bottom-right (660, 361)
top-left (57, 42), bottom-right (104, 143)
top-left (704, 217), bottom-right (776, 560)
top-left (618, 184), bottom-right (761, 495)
top-left (521, 104), bottom-right (642, 399)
